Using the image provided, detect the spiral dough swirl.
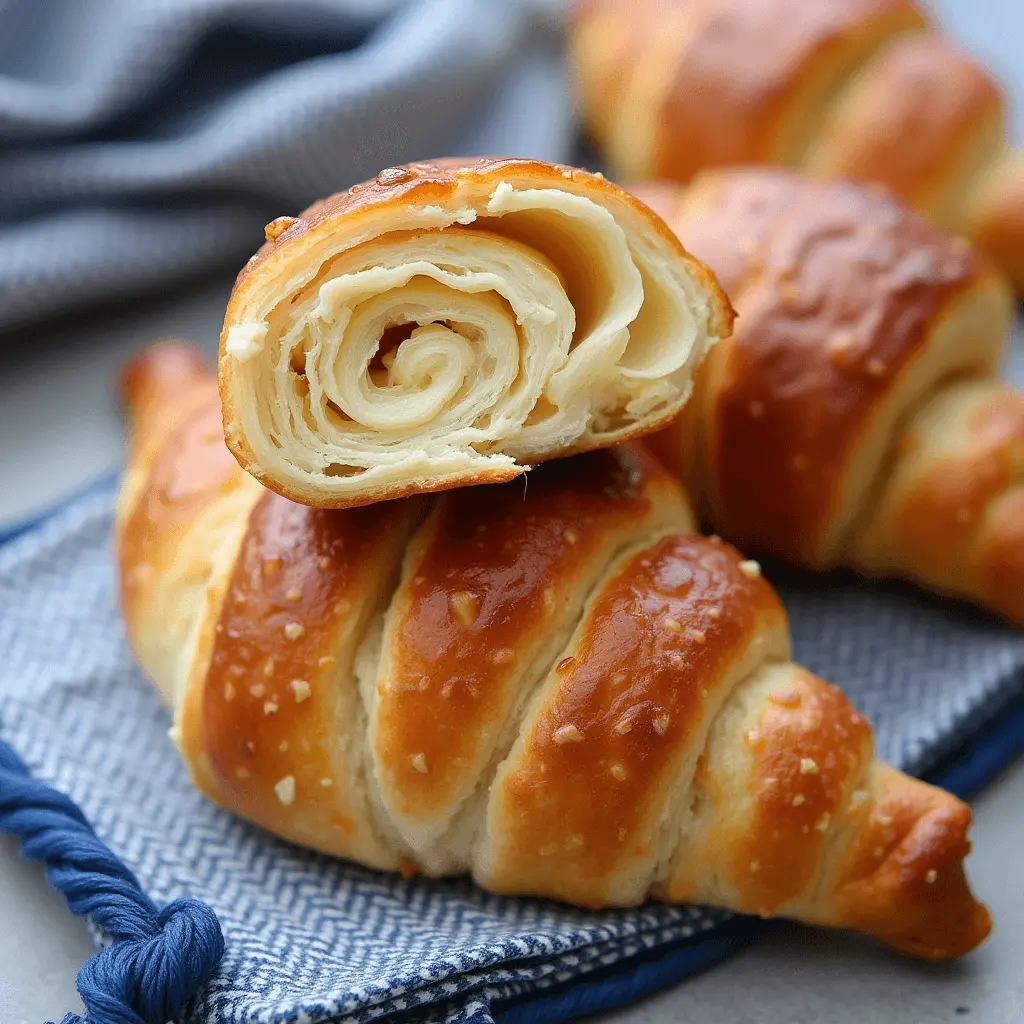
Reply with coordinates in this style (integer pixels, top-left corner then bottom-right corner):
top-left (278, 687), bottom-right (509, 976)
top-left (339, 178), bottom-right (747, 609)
top-left (219, 158), bottom-right (732, 508)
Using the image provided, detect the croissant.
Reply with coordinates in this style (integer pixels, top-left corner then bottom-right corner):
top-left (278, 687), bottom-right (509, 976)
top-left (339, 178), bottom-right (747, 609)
top-left (570, 0), bottom-right (1024, 291)
top-left (217, 157), bottom-right (732, 509)
top-left (634, 168), bottom-right (1024, 627)
top-left (116, 341), bottom-right (990, 960)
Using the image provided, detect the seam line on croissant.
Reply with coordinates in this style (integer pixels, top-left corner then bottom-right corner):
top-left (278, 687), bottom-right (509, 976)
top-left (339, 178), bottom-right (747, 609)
top-left (780, 23), bottom-right (929, 168)
top-left (362, 514), bottom-right (688, 873)
top-left (464, 528), bottom-right (694, 881)
top-left (840, 364), bottom-right (996, 562)
top-left (654, 651), bottom-right (793, 901)
top-left (349, 507), bottom-right (434, 860)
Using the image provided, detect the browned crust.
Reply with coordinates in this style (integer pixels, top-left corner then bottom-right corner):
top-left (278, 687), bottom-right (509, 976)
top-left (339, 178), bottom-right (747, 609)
top-left (884, 389), bottom-right (1024, 623)
top-left (118, 342), bottom-right (222, 516)
top-left (834, 770), bottom-right (991, 959)
top-left (979, 490), bottom-right (1024, 628)
top-left (486, 533), bottom-right (786, 905)
top-left (376, 445), bottom-right (680, 823)
top-left (634, 169), bottom-right (808, 300)
top-left (218, 156), bottom-right (734, 509)
top-left (117, 384), bottom-right (246, 639)
top-left (654, 0), bottom-right (927, 179)
top-left (667, 659), bottom-right (991, 959)
top-left (969, 152), bottom-right (1024, 293)
top-left (182, 490), bottom-right (419, 857)
top-left (708, 668), bottom-right (874, 914)
top-left (222, 156), bottom-right (731, 336)
top-left (573, 0), bottom-right (1024, 292)
top-left (116, 344), bottom-right (990, 955)
top-left (121, 340), bottom-right (210, 417)
top-left (809, 34), bottom-right (1003, 212)
top-left (651, 168), bottom-right (989, 562)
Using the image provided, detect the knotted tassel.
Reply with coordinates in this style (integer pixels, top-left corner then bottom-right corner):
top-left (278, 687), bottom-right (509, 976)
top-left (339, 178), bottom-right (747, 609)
top-left (0, 739), bottom-right (224, 1024)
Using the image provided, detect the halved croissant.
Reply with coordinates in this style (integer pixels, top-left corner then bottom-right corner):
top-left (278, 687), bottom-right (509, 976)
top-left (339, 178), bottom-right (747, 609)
top-left (218, 157), bottom-right (732, 509)
top-left (570, 0), bottom-right (1024, 291)
top-left (637, 168), bottom-right (1023, 626)
top-left (117, 341), bottom-right (990, 960)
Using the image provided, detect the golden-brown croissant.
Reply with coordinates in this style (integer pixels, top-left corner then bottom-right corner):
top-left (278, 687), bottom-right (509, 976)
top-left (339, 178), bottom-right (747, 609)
top-left (635, 168), bottom-right (1023, 627)
top-left (570, 0), bottom-right (1024, 291)
top-left (116, 341), bottom-right (991, 960)
top-left (217, 157), bottom-right (732, 509)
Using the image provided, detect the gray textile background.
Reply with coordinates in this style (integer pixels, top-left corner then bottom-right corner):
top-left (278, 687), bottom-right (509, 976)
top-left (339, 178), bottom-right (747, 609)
top-left (0, 0), bottom-right (569, 331)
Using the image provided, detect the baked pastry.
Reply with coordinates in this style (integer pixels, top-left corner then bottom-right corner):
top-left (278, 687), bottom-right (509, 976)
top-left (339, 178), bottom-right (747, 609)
top-left (636, 168), bottom-right (1023, 626)
top-left (218, 157), bottom-right (732, 508)
top-left (117, 341), bottom-right (990, 959)
top-left (570, 0), bottom-right (1024, 291)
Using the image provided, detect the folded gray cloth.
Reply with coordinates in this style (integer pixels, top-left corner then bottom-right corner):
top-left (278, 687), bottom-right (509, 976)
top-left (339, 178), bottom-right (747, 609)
top-left (0, 0), bottom-right (569, 331)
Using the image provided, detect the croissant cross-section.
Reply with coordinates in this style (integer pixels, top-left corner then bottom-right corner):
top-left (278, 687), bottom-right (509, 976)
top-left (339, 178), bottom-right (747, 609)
top-left (119, 343), bottom-right (990, 963)
top-left (218, 158), bottom-right (733, 508)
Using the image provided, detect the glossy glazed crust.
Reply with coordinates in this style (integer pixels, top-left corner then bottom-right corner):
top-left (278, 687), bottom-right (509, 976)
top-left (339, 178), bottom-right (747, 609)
top-left (180, 490), bottom-right (424, 864)
top-left (641, 169), bottom-right (1021, 623)
top-left (651, 169), bottom-right (997, 559)
top-left (219, 156), bottom-right (734, 509)
top-left (117, 342), bottom-right (990, 957)
top-left (570, 0), bottom-right (1024, 291)
top-left (482, 533), bottom-right (789, 905)
top-left (234, 158), bottom-right (712, 281)
top-left (375, 444), bottom-right (693, 846)
top-left (117, 341), bottom-right (226, 538)
top-left (119, 387), bottom-right (238, 631)
top-left (831, 764), bottom-right (990, 959)
top-left (679, 666), bottom-right (876, 914)
top-left (669, 663), bottom-right (988, 958)
top-left (117, 344), bottom-right (241, 544)
top-left (634, 172), bottom-right (806, 304)
top-left (117, 343), bottom-right (262, 704)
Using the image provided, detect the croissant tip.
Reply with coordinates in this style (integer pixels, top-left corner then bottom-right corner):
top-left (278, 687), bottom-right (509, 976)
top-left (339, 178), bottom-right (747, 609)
top-left (882, 899), bottom-right (993, 960)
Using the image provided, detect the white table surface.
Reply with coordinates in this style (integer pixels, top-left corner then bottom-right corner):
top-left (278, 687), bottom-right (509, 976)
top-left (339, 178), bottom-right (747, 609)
top-left (4, 3), bottom-right (1024, 1020)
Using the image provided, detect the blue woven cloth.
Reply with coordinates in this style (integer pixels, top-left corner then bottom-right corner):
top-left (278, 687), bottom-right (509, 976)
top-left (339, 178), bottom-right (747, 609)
top-left (0, 0), bottom-right (566, 331)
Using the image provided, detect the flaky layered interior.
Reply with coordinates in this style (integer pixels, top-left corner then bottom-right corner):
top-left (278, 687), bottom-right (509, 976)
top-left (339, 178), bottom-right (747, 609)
top-left (221, 169), bottom-right (725, 506)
